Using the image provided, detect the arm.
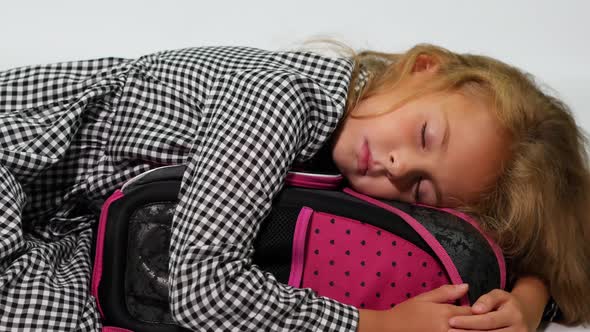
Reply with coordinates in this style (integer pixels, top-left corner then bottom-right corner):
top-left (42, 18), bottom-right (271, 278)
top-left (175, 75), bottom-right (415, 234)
top-left (509, 276), bottom-right (550, 327)
top-left (167, 63), bottom-right (359, 330)
top-left (448, 276), bottom-right (549, 331)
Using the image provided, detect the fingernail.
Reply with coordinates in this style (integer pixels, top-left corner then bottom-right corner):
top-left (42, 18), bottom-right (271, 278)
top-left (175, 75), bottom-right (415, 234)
top-left (448, 318), bottom-right (456, 326)
top-left (456, 283), bottom-right (468, 290)
top-left (473, 303), bottom-right (485, 311)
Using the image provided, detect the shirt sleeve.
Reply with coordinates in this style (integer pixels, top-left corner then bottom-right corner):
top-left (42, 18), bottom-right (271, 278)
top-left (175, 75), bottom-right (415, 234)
top-left (168, 66), bottom-right (359, 331)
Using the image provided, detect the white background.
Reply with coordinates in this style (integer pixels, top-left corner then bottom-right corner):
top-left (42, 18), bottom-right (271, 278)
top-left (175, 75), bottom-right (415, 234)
top-left (0, 1), bottom-right (588, 331)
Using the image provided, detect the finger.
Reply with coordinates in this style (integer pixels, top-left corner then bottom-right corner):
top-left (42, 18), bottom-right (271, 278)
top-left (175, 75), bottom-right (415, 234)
top-left (449, 310), bottom-right (511, 330)
top-left (471, 289), bottom-right (510, 314)
top-left (446, 304), bottom-right (473, 317)
top-left (449, 328), bottom-right (512, 332)
top-left (415, 284), bottom-right (469, 303)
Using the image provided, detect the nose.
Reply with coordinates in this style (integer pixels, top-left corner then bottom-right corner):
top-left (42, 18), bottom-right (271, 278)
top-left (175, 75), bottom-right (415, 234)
top-left (386, 149), bottom-right (415, 181)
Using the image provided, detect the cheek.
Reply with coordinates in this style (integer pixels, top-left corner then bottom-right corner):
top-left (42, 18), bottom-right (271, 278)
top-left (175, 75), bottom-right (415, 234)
top-left (331, 127), bottom-right (354, 170)
top-left (370, 112), bottom-right (417, 149)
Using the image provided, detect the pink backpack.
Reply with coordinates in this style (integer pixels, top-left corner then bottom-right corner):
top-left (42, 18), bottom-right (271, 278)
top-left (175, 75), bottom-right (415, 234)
top-left (92, 165), bottom-right (505, 332)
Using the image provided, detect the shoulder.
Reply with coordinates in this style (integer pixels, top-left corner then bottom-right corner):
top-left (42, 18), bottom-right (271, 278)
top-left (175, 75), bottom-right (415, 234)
top-left (145, 46), bottom-right (353, 78)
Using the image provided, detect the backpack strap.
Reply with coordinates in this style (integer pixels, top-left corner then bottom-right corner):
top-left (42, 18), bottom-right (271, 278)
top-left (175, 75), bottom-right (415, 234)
top-left (285, 171), bottom-right (343, 190)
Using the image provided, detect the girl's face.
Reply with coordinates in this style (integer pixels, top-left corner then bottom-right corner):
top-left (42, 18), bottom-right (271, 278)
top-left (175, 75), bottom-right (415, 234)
top-left (331, 89), bottom-right (508, 207)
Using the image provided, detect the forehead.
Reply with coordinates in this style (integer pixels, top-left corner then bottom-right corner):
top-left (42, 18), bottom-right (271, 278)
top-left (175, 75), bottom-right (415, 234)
top-left (438, 93), bottom-right (508, 206)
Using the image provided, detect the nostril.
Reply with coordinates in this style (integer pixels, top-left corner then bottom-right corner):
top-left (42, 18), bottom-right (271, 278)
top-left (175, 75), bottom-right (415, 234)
top-left (389, 156), bottom-right (394, 164)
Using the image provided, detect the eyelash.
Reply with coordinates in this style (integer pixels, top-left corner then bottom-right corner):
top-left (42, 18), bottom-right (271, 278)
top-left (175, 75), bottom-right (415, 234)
top-left (415, 122), bottom-right (427, 203)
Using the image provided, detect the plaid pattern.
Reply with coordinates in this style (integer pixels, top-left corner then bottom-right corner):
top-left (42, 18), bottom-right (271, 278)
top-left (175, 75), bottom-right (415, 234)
top-left (0, 46), bottom-right (357, 331)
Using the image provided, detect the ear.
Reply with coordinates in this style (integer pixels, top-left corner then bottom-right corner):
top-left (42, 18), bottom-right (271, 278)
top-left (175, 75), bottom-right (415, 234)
top-left (411, 54), bottom-right (439, 74)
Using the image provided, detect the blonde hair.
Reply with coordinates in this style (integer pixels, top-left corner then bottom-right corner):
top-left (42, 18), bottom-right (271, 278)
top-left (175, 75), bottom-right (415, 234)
top-left (345, 44), bottom-right (590, 325)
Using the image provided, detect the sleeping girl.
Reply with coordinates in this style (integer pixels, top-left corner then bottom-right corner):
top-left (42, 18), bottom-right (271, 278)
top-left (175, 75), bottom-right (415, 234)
top-left (0, 43), bottom-right (588, 331)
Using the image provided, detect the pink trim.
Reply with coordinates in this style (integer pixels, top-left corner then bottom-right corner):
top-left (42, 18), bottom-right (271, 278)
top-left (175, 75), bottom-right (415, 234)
top-left (438, 208), bottom-right (506, 290)
top-left (102, 327), bottom-right (134, 332)
top-left (91, 190), bottom-right (124, 318)
top-left (343, 188), bottom-right (470, 305)
top-left (285, 172), bottom-right (343, 190)
top-left (287, 207), bottom-right (314, 288)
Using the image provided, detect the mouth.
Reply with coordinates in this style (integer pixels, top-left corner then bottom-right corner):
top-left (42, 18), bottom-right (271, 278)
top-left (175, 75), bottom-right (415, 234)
top-left (357, 139), bottom-right (372, 175)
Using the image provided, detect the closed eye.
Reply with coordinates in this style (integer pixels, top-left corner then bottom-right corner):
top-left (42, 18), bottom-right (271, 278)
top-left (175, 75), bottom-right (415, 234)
top-left (414, 122), bottom-right (427, 203)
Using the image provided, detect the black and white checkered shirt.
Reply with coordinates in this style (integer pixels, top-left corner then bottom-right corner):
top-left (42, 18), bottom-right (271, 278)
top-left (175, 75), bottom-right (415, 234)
top-left (0, 46), bottom-right (357, 331)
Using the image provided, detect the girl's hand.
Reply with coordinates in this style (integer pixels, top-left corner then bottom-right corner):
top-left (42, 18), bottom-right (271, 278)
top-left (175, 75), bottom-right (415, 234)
top-left (358, 284), bottom-right (472, 332)
top-left (448, 276), bottom-right (549, 332)
top-left (448, 288), bottom-right (542, 332)
top-left (448, 289), bottom-right (530, 331)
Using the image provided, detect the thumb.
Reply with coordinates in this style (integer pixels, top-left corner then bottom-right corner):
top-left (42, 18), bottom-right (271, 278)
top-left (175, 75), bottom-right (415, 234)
top-left (416, 284), bottom-right (469, 303)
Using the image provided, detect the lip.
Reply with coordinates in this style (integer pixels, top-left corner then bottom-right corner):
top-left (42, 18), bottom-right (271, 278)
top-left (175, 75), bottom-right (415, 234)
top-left (358, 139), bottom-right (372, 175)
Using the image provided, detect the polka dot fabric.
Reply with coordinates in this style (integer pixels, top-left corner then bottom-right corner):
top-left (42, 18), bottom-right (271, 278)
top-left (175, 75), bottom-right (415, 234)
top-left (300, 212), bottom-right (449, 310)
